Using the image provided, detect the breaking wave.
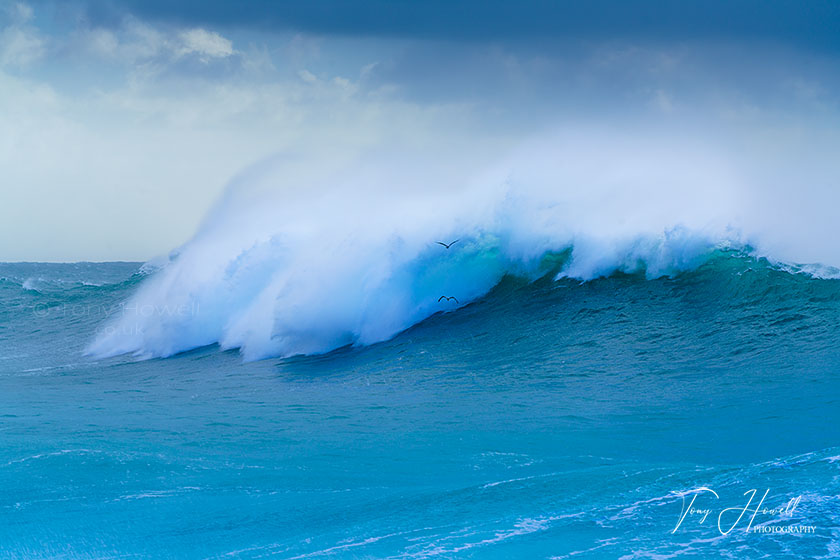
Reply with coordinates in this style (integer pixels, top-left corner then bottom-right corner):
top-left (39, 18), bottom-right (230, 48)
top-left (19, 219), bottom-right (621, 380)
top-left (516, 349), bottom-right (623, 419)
top-left (85, 129), bottom-right (837, 360)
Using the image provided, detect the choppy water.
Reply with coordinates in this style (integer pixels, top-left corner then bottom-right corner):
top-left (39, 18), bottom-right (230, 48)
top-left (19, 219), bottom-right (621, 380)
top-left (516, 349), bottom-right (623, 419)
top-left (1, 254), bottom-right (839, 558)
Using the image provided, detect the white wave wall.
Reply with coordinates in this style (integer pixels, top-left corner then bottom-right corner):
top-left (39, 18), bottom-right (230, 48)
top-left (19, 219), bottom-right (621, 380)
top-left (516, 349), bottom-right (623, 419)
top-left (87, 124), bottom-right (834, 360)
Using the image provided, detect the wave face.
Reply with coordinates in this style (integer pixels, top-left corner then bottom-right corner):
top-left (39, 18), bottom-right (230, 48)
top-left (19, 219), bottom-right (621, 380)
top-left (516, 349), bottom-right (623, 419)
top-left (84, 129), bottom-right (837, 360)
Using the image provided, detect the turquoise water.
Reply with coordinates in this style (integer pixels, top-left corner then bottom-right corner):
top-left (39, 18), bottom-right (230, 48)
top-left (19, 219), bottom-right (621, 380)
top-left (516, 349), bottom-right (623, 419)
top-left (1, 254), bottom-right (839, 558)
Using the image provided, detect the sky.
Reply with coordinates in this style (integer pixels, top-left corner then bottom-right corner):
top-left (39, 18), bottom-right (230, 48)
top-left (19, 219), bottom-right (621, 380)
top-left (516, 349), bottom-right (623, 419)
top-left (1, 0), bottom-right (839, 262)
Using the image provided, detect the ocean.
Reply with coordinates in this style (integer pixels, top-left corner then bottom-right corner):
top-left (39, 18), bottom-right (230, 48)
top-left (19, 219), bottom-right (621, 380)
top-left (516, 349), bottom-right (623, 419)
top-left (1, 251), bottom-right (838, 558)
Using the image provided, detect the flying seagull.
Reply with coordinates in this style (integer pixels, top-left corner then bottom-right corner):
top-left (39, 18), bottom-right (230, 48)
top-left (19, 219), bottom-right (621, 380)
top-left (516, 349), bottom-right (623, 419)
top-left (438, 296), bottom-right (459, 303)
top-left (435, 239), bottom-right (460, 249)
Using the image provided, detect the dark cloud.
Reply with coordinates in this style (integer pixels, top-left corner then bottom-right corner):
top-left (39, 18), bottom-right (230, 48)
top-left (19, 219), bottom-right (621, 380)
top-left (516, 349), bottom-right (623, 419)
top-left (50, 0), bottom-right (840, 52)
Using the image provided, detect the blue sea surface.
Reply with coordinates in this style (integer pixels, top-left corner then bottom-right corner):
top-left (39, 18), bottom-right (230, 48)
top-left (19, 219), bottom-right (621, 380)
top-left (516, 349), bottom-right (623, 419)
top-left (1, 255), bottom-right (838, 558)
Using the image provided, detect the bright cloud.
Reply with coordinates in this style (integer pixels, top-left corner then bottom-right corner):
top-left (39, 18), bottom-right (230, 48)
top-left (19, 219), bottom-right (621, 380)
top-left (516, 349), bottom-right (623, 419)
top-left (72, 18), bottom-right (234, 68)
top-left (177, 28), bottom-right (234, 61)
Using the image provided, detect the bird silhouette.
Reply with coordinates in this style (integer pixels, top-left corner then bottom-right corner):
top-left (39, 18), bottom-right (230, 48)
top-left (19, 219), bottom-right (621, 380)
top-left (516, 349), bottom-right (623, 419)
top-left (438, 296), bottom-right (459, 303)
top-left (435, 239), bottom-right (460, 249)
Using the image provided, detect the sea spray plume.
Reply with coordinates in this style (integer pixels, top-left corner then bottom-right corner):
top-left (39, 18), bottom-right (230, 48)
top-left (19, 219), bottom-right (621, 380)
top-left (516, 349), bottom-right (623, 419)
top-left (87, 128), bottom-right (747, 361)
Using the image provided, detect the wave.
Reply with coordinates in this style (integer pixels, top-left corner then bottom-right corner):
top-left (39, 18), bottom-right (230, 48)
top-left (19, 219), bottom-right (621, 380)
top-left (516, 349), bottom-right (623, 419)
top-left (86, 237), bottom-right (736, 361)
top-left (0, 262), bottom-right (145, 295)
top-left (84, 131), bottom-right (837, 361)
top-left (20, 277), bottom-right (109, 293)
